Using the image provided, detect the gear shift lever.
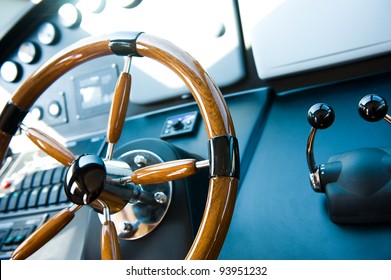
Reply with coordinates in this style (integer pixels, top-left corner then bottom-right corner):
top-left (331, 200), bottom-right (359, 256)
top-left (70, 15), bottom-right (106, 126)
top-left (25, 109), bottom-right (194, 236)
top-left (306, 103), bottom-right (335, 192)
top-left (306, 98), bottom-right (391, 223)
top-left (358, 94), bottom-right (391, 124)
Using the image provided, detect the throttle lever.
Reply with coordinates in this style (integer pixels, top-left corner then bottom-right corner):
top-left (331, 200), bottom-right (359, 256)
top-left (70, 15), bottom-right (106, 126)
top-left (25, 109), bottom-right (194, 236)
top-left (306, 103), bottom-right (335, 192)
top-left (306, 98), bottom-right (391, 223)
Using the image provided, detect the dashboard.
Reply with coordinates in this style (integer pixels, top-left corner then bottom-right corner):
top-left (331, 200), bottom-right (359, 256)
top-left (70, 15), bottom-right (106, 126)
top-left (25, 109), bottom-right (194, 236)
top-left (1, 0), bottom-right (391, 260)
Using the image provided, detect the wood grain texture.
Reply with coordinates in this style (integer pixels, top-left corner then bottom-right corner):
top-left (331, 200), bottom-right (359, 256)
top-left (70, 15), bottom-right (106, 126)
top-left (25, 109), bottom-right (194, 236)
top-left (0, 130), bottom-right (12, 167)
top-left (11, 207), bottom-right (77, 260)
top-left (106, 72), bottom-right (131, 144)
top-left (11, 39), bottom-right (112, 110)
top-left (136, 34), bottom-right (238, 260)
top-left (186, 177), bottom-right (238, 260)
top-left (101, 221), bottom-right (121, 260)
top-left (25, 127), bottom-right (76, 166)
top-left (136, 33), bottom-right (236, 139)
top-left (131, 158), bottom-right (198, 184)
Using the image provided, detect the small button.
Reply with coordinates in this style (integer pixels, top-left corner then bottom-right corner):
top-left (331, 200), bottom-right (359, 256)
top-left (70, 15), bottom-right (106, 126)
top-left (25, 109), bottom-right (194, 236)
top-left (31, 106), bottom-right (44, 120)
top-left (17, 190), bottom-right (30, 210)
top-left (18, 41), bottom-right (40, 64)
top-left (172, 119), bottom-right (184, 131)
top-left (37, 22), bottom-right (59, 45)
top-left (2, 228), bottom-right (20, 246)
top-left (0, 181), bottom-right (11, 189)
top-left (58, 3), bottom-right (82, 28)
top-left (37, 186), bottom-right (51, 206)
top-left (27, 188), bottom-right (40, 208)
top-left (42, 169), bottom-right (55, 186)
top-left (12, 234), bottom-right (25, 244)
top-left (13, 226), bottom-right (36, 244)
top-left (52, 166), bottom-right (66, 184)
top-left (32, 171), bottom-right (44, 187)
top-left (48, 101), bottom-right (62, 118)
top-left (22, 174), bottom-right (34, 189)
top-left (0, 61), bottom-right (21, 83)
top-left (7, 192), bottom-right (20, 211)
top-left (0, 194), bottom-right (10, 212)
top-left (0, 229), bottom-right (11, 247)
top-left (48, 184), bottom-right (61, 205)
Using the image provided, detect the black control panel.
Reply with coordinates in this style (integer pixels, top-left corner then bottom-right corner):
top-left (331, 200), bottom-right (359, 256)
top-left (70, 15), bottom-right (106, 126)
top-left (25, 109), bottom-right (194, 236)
top-left (160, 111), bottom-right (199, 139)
top-left (0, 166), bottom-right (69, 213)
top-left (0, 213), bottom-right (48, 259)
top-left (0, 165), bottom-right (71, 259)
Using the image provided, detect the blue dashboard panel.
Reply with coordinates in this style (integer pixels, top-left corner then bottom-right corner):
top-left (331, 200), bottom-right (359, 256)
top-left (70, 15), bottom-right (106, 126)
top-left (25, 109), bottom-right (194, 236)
top-left (219, 72), bottom-right (391, 259)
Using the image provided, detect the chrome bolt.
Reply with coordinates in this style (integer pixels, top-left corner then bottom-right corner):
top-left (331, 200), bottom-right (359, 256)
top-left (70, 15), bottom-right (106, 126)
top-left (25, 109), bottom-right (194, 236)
top-left (134, 155), bottom-right (147, 167)
top-left (118, 221), bottom-right (140, 239)
top-left (121, 222), bottom-right (134, 233)
top-left (154, 192), bottom-right (168, 204)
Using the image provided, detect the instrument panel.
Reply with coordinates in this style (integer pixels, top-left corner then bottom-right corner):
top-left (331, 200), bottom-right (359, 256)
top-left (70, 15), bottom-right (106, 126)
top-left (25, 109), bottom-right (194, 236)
top-left (0, 0), bottom-right (245, 138)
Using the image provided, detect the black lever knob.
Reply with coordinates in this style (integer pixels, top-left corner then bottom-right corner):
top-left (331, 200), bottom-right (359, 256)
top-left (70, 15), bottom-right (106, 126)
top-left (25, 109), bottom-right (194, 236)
top-left (306, 99), bottom-right (391, 224)
top-left (307, 103), bottom-right (335, 129)
top-left (358, 94), bottom-right (388, 122)
top-left (306, 103), bottom-right (335, 192)
top-left (64, 154), bottom-right (106, 205)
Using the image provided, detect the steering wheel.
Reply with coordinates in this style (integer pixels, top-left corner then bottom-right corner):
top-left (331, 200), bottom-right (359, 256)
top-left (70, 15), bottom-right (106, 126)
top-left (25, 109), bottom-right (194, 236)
top-left (0, 32), bottom-right (239, 260)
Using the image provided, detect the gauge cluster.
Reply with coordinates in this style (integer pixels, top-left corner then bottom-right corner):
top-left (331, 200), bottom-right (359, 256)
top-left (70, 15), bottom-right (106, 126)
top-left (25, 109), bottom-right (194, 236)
top-left (0, 0), bottom-right (245, 139)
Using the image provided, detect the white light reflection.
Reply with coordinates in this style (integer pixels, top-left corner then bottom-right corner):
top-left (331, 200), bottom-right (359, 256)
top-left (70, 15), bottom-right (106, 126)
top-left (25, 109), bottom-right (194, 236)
top-left (239, 0), bottom-right (287, 49)
top-left (75, 0), bottom-right (243, 93)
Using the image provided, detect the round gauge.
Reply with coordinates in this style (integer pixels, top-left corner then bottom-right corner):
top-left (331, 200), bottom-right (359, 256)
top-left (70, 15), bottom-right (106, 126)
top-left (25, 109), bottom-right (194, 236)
top-left (58, 3), bottom-right (82, 28)
top-left (37, 22), bottom-right (59, 45)
top-left (18, 41), bottom-right (40, 64)
top-left (0, 61), bottom-right (22, 83)
top-left (118, 0), bottom-right (143, 8)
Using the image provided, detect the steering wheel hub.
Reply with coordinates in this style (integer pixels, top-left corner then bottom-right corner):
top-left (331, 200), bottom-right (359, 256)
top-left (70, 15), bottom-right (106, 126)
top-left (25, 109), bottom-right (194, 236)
top-left (64, 154), bottom-right (106, 205)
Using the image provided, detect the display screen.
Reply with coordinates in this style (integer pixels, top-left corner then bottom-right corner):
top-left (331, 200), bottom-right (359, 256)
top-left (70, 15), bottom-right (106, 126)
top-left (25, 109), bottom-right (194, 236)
top-left (74, 66), bottom-right (118, 118)
top-left (80, 86), bottom-right (104, 109)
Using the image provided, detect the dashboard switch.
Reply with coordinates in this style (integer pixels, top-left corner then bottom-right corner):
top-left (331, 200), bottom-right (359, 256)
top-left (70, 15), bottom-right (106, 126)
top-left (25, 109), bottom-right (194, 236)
top-left (58, 3), bottom-right (82, 28)
top-left (171, 119), bottom-right (184, 130)
top-left (0, 61), bottom-right (21, 83)
top-left (48, 101), bottom-right (62, 118)
top-left (18, 41), bottom-right (40, 64)
top-left (0, 181), bottom-right (11, 189)
top-left (160, 111), bottom-right (199, 139)
top-left (37, 22), bottom-right (59, 45)
top-left (31, 106), bottom-right (44, 120)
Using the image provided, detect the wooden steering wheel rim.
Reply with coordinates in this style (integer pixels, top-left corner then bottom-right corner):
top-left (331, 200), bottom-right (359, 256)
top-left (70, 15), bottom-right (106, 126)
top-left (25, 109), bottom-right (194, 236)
top-left (0, 32), bottom-right (239, 260)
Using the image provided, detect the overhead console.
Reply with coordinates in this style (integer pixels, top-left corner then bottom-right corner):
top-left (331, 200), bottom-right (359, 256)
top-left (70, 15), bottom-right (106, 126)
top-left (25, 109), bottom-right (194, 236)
top-left (239, 0), bottom-right (391, 85)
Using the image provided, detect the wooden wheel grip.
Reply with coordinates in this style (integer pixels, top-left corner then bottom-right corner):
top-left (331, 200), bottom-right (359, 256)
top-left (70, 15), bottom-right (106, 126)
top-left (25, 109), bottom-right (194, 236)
top-left (11, 207), bottom-right (77, 260)
top-left (101, 221), bottom-right (121, 260)
top-left (0, 32), bottom-right (238, 260)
